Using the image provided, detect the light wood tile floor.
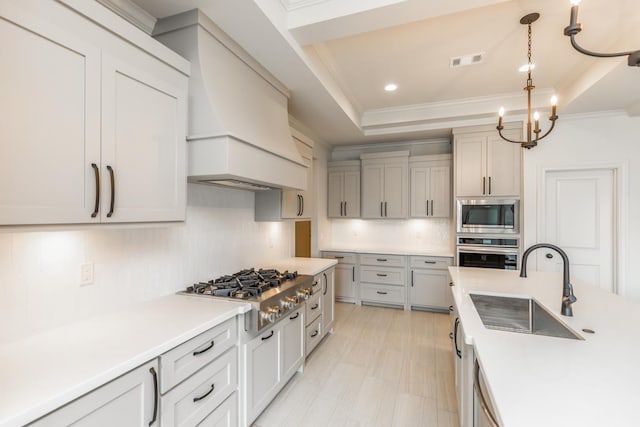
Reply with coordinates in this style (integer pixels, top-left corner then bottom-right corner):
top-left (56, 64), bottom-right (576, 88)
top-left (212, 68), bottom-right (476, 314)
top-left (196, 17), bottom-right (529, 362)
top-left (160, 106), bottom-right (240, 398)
top-left (252, 303), bottom-right (459, 427)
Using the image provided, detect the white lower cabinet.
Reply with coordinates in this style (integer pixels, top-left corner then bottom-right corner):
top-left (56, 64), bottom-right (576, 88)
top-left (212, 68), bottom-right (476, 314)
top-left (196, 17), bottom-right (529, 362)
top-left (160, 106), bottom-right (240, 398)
top-left (322, 252), bottom-right (357, 303)
top-left (29, 359), bottom-right (159, 426)
top-left (198, 392), bottom-right (238, 427)
top-left (159, 317), bottom-right (239, 427)
top-left (359, 255), bottom-right (406, 308)
top-left (409, 256), bottom-right (453, 311)
top-left (321, 268), bottom-right (335, 336)
top-left (242, 308), bottom-right (304, 426)
top-left (451, 301), bottom-right (479, 427)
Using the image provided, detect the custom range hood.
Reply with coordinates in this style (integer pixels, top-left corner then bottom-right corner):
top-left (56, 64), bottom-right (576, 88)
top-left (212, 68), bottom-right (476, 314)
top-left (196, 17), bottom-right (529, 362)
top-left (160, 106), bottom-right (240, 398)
top-left (153, 10), bottom-right (306, 191)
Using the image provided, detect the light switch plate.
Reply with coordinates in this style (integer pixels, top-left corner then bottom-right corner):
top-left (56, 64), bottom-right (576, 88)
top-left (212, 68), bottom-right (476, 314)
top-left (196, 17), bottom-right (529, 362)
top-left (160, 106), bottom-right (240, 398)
top-left (80, 263), bottom-right (94, 285)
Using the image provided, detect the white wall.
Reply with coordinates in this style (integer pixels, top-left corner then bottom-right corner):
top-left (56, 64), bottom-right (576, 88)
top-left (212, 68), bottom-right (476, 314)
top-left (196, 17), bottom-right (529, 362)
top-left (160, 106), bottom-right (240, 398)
top-left (0, 184), bottom-right (293, 343)
top-left (522, 112), bottom-right (640, 300)
top-left (329, 218), bottom-right (452, 253)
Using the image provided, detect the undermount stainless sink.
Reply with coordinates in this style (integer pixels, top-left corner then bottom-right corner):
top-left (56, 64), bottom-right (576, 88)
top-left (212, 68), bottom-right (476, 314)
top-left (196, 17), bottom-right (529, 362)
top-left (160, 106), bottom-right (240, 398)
top-left (470, 294), bottom-right (584, 340)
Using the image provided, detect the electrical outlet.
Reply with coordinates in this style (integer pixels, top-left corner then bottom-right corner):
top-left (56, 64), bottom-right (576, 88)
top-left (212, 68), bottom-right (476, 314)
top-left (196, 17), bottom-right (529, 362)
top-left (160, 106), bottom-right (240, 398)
top-left (80, 263), bottom-right (94, 286)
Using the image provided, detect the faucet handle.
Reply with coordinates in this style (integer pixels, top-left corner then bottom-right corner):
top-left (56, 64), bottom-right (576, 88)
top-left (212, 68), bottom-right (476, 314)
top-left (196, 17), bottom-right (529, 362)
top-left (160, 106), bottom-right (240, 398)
top-left (565, 294), bottom-right (577, 304)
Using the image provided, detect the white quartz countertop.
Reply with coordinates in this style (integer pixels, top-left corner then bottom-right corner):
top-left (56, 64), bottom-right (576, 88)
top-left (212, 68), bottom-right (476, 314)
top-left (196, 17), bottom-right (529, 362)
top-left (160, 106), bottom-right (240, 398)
top-left (0, 294), bottom-right (251, 427)
top-left (273, 257), bottom-right (338, 276)
top-left (449, 267), bottom-right (640, 427)
top-left (320, 247), bottom-right (454, 257)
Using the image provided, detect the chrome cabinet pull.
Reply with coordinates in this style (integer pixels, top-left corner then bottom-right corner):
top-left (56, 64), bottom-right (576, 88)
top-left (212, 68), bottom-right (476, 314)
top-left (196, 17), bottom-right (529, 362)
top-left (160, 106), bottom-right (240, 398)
top-left (90, 163), bottom-right (100, 218)
top-left (149, 367), bottom-right (159, 426)
top-left (106, 165), bottom-right (115, 218)
top-left (474, 360), bottom-right (500, 427)
top-left (192, 384), bottom-right (215, 403)
top-left (453, 317), bottom-right (462, 359)
top-left (193, 340), bottom-right (215, 356)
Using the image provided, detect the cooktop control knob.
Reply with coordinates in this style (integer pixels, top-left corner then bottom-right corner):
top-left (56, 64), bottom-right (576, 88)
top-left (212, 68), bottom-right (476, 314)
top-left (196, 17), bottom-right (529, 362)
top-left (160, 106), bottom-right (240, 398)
top-left (260, 309), bottom-right (276, 324)
top-left (297, 287), bottom-right (311, 300)
top-left (280, 296), bottom-right (297, 310)
top-left (270, 305), bottom-right (282, 319)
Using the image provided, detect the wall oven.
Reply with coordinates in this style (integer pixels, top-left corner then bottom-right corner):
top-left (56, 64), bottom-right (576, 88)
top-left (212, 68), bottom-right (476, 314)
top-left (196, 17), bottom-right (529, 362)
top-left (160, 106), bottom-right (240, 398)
top-left (456, 236), bottom-right (519, 270)
top-left (457, 199), bottom-right (519, 234)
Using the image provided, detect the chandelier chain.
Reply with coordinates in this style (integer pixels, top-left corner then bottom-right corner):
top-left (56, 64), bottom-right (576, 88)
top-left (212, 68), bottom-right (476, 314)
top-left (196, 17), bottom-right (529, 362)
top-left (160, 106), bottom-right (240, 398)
top-left (527, 22), bottom-right (533, 86)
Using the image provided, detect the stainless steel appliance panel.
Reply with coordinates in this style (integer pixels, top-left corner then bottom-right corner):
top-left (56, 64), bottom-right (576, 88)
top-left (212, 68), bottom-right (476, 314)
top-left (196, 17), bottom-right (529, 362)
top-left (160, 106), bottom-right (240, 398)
top-left (457, 199), bottom-right (519, 234)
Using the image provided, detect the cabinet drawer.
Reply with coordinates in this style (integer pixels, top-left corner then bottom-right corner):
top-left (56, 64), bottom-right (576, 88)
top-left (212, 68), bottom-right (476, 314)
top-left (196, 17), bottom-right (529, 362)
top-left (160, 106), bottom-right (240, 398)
top-left (161, 347), bottom-right (238, 427)
top-left (360, 266), bottom-right (405, 286)
top-left (322, 251), bottom-right (357, 264)
top-left (305, 315), bottom-right (323, 356)
top-left (160, 317), bottom-right (237, 393)
top-left (305, 292), bottom-right (322, 325)
top-left (360, 254), bottom-right (405, 267)
top-left (360, 283), bottom-right (405, 305)
top-left (197, 392), bottom-right (238, 427)
top-left (311, 274), bottom-right (323, 294)
top-left (409, 256), bottom-right (453, 270)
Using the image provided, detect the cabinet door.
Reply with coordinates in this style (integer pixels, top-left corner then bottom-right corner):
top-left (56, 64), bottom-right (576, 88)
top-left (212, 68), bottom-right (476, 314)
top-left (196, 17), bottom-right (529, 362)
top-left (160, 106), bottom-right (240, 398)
top-left (335, 264), bottom-right (356, 301)
top-left (430, 165), bottom-right (451, 218)
top-left (361, 163), bottom-right (385, 218)
top-left (0, 6), bottom-right (101, 225)
top-left (322, 268), bottom-right (335, 335)
top-left (343, 170), bottom-right (361, 218)
top-left (455, 135), bottom-right (487, 197)
top-left (281, 309), bottom-right (304, 380)
top-left (410, 166), bottom-right (430, 217)
top-left (30, 359), bottom-right (159, 426)
top-left (101, 54), bottom-right (186, 222)
top-left (281, 191), bottom-right (302, 218)
top-left (486, 133), bottom-right (521, 197)
top-left (410, 269), bottom-right (450, 309)
top-left (383, 163), bottom-right (407, 218)
top-left (246, 328), bottom-right (280, 422)
top-left (327, 172), bottom-right (344, 218)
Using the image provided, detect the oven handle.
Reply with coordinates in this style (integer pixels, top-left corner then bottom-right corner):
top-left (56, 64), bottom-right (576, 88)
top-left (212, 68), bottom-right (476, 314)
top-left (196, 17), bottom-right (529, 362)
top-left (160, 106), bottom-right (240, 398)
top-left (456, 245), bottom-right (519, 256)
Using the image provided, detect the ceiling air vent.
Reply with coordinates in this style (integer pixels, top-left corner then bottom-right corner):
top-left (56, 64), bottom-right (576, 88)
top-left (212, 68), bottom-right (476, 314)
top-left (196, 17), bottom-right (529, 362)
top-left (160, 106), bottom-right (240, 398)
top-left (450, 52), bottom-right (485, 68)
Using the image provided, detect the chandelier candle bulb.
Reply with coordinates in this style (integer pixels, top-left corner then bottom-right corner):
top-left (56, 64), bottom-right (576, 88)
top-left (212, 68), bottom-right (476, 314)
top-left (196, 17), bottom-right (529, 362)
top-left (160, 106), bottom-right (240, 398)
top-left (533, 111), bottom-right (540, 133)
top-left (498, 107), bottom-right (505, 128)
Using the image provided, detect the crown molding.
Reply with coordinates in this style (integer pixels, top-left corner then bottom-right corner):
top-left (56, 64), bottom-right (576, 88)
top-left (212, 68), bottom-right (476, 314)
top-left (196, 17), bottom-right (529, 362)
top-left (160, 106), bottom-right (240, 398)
top-left (95, 0), bottom-right (157, 35)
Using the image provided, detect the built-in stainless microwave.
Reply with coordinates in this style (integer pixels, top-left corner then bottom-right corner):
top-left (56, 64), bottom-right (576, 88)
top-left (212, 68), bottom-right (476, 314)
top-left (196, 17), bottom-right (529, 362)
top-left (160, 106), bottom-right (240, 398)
top-left (456, 199), bottom-right (519, 234)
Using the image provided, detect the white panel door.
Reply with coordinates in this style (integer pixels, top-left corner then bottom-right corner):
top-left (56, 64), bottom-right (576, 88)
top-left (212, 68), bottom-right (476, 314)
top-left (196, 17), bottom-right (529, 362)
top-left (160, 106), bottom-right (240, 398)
top-left (383, 163), bottom-right (407, 218)
top-left (455, 135), bottom-right (486, 197)
top-left (101, 54), bottom-right (186, 223)
top-left (327, 172), bottom-right (344, 217)
top-left (541, 169), bottom-right (615, 292)
top-left (410, 269), bottom-right (450, 309)
top-left (361, 163), bottom-right (385, 218)
top-left (0, 7), bottom-right (101, 224)
top-left (334, 264), bottom-right (356, 301)
top-left (280, 310), bottom-right (304, 380)
top-left (430, 165), bottom-right (451, 218)
top-left (343, 170), bottom-right (360, 218)
top-left (486, 133), bottom-right (520, 197)
top-left (410, 167), bottom-right (429, 217)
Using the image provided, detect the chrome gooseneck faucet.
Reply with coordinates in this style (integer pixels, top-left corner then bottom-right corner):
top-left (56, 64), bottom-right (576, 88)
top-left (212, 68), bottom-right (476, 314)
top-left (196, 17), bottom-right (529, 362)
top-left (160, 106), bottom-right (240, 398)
top-left (520, 243), bottom-right (577, 316)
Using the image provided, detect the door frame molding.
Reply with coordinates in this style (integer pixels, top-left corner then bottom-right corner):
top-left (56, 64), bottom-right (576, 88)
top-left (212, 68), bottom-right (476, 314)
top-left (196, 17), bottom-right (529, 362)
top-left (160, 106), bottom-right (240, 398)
top-left (536, 161), bottom-right (628, 295)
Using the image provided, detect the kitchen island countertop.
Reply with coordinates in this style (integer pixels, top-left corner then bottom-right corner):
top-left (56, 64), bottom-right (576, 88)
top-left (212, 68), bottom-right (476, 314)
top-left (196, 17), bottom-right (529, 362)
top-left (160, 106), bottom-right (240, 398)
top-left (449, 266), bottom-right (640, 427)
top-left (274, 257), bottom-right (338, 276)
top-left (0, 294), bottom-right (251, 427)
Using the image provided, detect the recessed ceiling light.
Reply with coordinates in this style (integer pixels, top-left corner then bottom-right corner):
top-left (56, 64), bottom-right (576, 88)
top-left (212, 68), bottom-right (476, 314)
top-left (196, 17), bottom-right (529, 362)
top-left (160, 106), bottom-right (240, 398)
top-left (519, 63), bottom-right (536, 72)
top-left (384, 83), bottom-right (398, 92)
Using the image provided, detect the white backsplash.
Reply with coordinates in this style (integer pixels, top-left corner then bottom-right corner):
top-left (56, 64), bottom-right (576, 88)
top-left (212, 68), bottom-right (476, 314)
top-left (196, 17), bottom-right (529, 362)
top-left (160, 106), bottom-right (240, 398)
top-left (0, 184), bottom-right (293, 343)
top-left (329, 218), bottom-right (452, 253)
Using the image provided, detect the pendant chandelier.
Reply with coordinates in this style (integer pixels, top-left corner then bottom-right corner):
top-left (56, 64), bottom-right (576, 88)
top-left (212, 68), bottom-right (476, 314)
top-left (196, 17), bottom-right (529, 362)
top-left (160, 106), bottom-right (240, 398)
top-left (564, 0), bottom-right (640, 67)
top-left (496, 13), bottom-right (558, 150)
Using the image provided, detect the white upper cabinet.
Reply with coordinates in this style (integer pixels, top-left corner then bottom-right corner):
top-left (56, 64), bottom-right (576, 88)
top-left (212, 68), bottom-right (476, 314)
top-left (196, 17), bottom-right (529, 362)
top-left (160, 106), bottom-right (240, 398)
top-left (410, 155), bottom-right (452, 218)
top-left (454, 126), bottom-right (521, 198)
top-left (101, 54), bottom-right (186, 223)
top-left (327, 161), bottom-right (360, 218)
top-left (0, 4), bottom-right (101, 225)
top-left (0, 1), bottom-right (188, 225)
top-left (361, 152), bottom-right (408, 219)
